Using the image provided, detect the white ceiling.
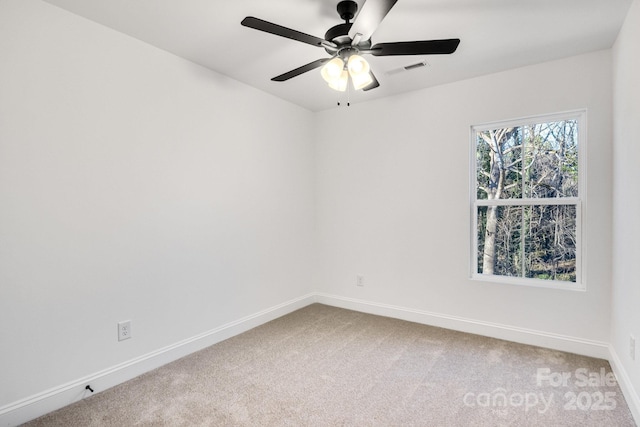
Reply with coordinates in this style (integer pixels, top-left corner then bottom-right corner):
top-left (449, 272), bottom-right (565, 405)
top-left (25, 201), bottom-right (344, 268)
top-left (42, 0), bottom-right (632, 112)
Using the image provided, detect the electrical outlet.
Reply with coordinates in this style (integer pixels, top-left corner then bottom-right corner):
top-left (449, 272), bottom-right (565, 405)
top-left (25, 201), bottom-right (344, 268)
top-left (356, 275), bottom-right (364, 287)
top-left (118, 320), bottom-right (132, 341)
top-left (630, 335), bottom-right (636, 361)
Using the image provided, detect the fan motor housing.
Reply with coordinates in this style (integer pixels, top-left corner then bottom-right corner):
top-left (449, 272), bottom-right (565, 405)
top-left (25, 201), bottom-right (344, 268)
top-left (325, 23), bottom-right (352, 46)
top-left (324, 23), bottom-right (372, 55)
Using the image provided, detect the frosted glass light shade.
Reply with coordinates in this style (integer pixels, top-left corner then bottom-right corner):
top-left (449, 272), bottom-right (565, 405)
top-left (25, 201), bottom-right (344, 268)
top-left (321, 57), bottom-right (344, 82)
top-left (347, 54), bottom-right (369, 75)
top-left (350, 71), bottom-right (373, 90)
top-left (328, 69), bottom-right (349, 91)
top-left (321, 57), bottom-right (348, 92)
top-left (347, 54), bottom-right (373, 90)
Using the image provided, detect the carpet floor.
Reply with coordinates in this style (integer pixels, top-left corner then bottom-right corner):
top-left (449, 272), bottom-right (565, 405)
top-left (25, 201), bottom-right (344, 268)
top-left (25, 304), bottom-right (636, 426)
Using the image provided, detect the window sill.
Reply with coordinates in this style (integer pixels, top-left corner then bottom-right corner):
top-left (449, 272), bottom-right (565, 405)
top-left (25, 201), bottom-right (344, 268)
top-left (471, 273), bottom-right (586, 291)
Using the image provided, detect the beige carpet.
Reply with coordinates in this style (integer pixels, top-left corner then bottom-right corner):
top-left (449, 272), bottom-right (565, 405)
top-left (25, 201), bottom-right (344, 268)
top-left (25, 304), bottom-right (636, 426)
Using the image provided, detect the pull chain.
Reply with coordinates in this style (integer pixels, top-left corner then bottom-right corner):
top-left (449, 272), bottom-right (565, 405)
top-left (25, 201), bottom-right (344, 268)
top-left (337, 77), bottom-right (352, 107)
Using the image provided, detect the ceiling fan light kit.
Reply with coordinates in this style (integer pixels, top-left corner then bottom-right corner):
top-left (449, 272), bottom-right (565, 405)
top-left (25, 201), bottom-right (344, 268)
top-left (241, 0), bottom-right (460, 95)
top-left (320, 53), bottom-right (373, 91)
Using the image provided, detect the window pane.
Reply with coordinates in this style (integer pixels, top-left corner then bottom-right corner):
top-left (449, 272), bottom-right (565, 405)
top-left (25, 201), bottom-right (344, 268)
top-left (524, 205), bottom-right (577, 282)
top-left (524, 120), bottom-right (578, 198)
top-left (476, 120), bottom-right (578, 201)
top-left (477, 205), bottom-right (523, 277)
top-left (478, 204), bottom-right (577, 282)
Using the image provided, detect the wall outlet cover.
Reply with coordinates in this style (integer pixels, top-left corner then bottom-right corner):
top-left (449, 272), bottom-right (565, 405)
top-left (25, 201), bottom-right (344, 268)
top-left (118, 320), bottom-right (132, 341)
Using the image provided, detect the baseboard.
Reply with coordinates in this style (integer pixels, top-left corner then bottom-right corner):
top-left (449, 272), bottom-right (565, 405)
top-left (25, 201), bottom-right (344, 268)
top-left (314, 293), bottom-right (611, 359)
top-left (3, 292), bottom-right (632, 427)
top-left (608, 345), bottom-right (640, 424)
top-left (0, 293), bottom-right (316, 427)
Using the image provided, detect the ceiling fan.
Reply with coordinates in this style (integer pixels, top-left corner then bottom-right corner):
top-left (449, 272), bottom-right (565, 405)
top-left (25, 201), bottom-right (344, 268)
top-left (241, 0), bottom-right (460, 92)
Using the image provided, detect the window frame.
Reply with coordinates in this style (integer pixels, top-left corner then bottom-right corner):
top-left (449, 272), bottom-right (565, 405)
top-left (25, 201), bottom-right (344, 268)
top-left (469, 110), bottom-right (587, 291)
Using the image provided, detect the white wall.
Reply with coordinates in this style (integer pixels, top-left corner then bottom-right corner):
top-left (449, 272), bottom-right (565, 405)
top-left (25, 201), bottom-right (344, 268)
top-left (315, 50), bottom-right (613, 344)
top-left (2, 0), bottom-right (635, 423)
top-left (612, 0), bottom-right (640, 413)
top-left (0, 0), bottom-right (315, 408)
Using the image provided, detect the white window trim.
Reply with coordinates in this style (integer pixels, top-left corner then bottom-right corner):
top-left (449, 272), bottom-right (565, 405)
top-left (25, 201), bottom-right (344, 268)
top-left (469, 109), bottom-right (587, 291)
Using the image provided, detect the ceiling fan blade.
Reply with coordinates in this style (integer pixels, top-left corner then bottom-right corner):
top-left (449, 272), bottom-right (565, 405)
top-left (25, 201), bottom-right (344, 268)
top-left (362, 71), bottom-right (380, 91)
top-left (241, 17), bottom-right (334, 48)
top-left (271, 58), bottom-right (331, 82)
top-left (371, 39), bottom-right (461, 56)
top-left (348, 0), bottom-right (398, 42)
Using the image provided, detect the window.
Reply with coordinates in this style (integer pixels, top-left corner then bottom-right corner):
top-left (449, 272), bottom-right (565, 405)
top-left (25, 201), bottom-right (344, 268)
top-left (471, 111), bottom-right (585, 290)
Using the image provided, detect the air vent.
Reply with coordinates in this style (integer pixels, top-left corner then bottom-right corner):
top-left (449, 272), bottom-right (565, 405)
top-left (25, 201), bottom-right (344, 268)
top-left (385, 61), bottom-right (430, 76)
top-left (404, 61), bottom-right (428, 71)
